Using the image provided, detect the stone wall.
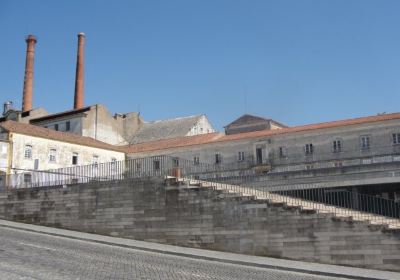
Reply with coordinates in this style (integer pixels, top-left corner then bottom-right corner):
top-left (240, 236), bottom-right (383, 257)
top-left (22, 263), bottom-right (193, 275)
top-left (1, 178), bottom-right (400, 271)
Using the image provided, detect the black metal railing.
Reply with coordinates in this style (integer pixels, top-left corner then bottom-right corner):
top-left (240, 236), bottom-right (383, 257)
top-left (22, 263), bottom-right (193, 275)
top-left (0, 155), bottom-right (253, 190)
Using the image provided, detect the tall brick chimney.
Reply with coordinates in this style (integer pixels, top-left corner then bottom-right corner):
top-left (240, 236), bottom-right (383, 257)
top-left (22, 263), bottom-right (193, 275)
top-left (21, 35), bottom-right (37, 112)
top-left (73, 32), bottom-right (85, 109)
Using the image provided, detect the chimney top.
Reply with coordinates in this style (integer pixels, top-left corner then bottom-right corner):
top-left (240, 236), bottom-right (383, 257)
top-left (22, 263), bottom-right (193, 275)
top-left (25, 34), bottom-right (37, 43)
top-left (78, 32), bottom-right (85, 36)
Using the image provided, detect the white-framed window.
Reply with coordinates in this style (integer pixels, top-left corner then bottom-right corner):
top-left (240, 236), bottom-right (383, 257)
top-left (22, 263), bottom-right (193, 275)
top-left (93, 155), bottom-right (99, 168)
top-left (304, 143), bottom-right (313, 155)
top-left (24, 173), bottom-right (32, 184)
top-left (193, 156), bottom-right (200, 165)
top-left (333, 139), bottom-right (342, 153)
top-left (24, 145), bottom-right (32, 159)
top-left (238, 151), bottom-right (245, 161)
top-left (72, 153), bottom-right (78, 165)
top-left (49, 149), bottom-right (57, 163)
top-left (360, 135), bottom-right (370, 150)
top-left (393, 133), bottom-right (400, 145)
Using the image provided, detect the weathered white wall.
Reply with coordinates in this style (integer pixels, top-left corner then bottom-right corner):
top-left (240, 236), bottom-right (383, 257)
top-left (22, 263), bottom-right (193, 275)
top-left (186, 115), bottom-right (215, 136)
top-left (81, 105), bottom-right (127, 146)
top-left (33, 105), bottom-right (128, 146)
top-left (9, 133), bottom-right (125, 173)
top-left (0, 141), bottom-right (8, 174)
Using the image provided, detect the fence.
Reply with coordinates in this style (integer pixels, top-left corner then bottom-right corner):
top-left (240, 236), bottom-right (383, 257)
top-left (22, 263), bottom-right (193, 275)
top-left (190, 178), bottom-right (400, 227)
top-left (0, 155), bottom-right (253, 190)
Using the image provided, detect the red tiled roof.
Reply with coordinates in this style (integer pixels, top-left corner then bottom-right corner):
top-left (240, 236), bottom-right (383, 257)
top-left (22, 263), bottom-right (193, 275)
top-left (124, 113), bottom-right (400, 153)
top-left (0, 120), bottom-right (124, 153)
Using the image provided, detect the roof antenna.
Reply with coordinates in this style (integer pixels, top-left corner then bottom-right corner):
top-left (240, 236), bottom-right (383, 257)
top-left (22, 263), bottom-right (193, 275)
top-left (244, 85), bottom-right (248, 114)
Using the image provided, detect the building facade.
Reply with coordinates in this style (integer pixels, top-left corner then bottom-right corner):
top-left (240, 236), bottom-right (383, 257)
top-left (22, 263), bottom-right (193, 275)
top-left (0, 121), bottom-right (125, 176)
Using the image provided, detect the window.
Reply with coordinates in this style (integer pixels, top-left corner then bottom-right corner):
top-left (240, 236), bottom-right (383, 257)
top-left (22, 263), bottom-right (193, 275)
top-left (305, 164), bottom-right (313, 170)
top-left (136, 162), bottom-right (142, 171)
top-left (72, 153), bottom-right (78, 165)
top-left (34, 159), bottom-right (39, 170)
top-left (54, 124), bottom-right (59, 131)
top-left (24, 173), bottom-right (32, 184)
top-left (333, 139), bottom-right (342, 153)
top-left (256, 148), bottom-right (263, 164)
top-left (238, 151), bottom-right (245, 162)
top-left (93, 155), bottom-right (99, 167)
top-left (334, 161), bottom-right (343, 168)
top-left (305, 143), bottom-right (313, 155)
top-left (215, 153), bottom-right (222, 164)
top-left (111, 158), bottom-right (117, 170)
top-left (66, 121), bottom-right (71, 131)
top-left (278, 147), bottom-right (286, 158)
top-left (24, 145), bottom-right (32, 159)
top-left (153, 160), bottom-right (160, 170)
top-left (49, 149), bottom-right (57, 162)
top-left (193, 156), bottom-right (200, 165)
top-left (360, 135), bottom-right (370, 150)
top-left (393, 133), bottom-right (400, 145)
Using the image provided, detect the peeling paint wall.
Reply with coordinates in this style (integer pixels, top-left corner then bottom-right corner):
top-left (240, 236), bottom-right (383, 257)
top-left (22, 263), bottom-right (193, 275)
top-left (81, 105), bottom-right (127, 145)
top-left (9, 133), bottom-right (124, 173)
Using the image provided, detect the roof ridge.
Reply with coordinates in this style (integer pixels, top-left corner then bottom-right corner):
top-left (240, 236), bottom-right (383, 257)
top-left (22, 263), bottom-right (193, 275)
top-left (144, 114), bottom-right (203, 124)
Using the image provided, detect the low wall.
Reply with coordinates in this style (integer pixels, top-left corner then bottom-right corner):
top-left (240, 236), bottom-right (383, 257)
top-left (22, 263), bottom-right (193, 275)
top-left (0, 178), bottom-right (400, 271)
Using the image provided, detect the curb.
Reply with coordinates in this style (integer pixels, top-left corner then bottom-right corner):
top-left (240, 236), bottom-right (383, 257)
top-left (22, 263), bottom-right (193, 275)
top-left (0, 223), bottom-right (394, 280)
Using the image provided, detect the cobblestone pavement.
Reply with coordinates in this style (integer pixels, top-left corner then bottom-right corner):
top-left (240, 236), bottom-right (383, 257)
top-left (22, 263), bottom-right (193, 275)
top-left (0, 227), bottom-right (347, 280)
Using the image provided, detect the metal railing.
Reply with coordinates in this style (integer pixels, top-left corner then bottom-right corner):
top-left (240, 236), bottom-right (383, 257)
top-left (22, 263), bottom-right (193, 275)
top-left (185, 178), bottom-right (400, 228)
top-left (0, 155), bottom-right (252, 190)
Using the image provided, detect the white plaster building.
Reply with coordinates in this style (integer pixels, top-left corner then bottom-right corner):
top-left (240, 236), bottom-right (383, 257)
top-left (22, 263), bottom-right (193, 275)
top-left (0, 120), bottom-right (125, 176)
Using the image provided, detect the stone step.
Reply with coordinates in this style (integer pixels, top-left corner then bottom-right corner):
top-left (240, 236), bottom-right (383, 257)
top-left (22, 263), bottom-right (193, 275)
top-left (174, 176), bottom-right (400, 229)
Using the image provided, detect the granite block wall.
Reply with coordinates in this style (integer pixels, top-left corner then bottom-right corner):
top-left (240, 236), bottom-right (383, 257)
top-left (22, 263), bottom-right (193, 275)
top-left (0, 178), bottom-right (400, 271)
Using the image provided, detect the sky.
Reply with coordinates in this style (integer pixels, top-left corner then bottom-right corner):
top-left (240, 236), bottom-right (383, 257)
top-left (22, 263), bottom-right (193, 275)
top-left (1, 0), bottom-right (400, 130)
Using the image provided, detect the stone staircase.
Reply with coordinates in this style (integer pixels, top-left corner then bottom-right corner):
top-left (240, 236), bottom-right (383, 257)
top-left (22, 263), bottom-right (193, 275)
top-left (171, 176), bottom-right (400, 229)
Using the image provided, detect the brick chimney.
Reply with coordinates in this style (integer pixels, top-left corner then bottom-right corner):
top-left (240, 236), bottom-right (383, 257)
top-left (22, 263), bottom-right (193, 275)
top-left (21, 35), bottom-right (37, 112)
top-left (73, 32), bottom-right (85, 109)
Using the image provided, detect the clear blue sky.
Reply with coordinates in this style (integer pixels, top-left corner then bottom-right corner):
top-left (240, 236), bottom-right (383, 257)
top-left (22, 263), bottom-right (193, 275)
top-left (1, 0), bottom-right (400, 130)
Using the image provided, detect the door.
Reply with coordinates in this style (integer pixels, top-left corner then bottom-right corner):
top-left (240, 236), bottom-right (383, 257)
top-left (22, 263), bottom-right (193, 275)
top-left (256, 148), bottom-right (263, 165)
